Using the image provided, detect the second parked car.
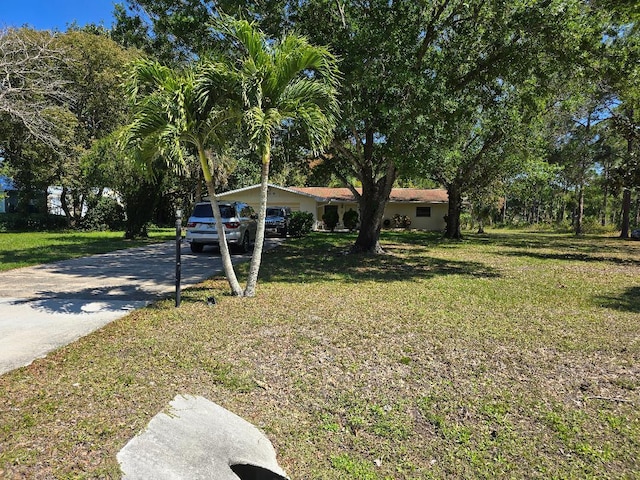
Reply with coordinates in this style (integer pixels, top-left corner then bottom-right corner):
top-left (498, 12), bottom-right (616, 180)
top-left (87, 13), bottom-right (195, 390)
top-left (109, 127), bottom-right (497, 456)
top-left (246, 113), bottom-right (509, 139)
top-left (185, 201), bottom-right (257, 253)
top-left (265, 206), bottom-right (292, 237)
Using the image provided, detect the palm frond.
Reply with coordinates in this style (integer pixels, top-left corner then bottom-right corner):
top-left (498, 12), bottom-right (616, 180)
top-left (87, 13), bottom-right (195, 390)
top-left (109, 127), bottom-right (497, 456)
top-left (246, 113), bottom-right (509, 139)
top-left (123, 59), bottom-right (178, 103)
top-left (272, 37), bottom-right (341, 96)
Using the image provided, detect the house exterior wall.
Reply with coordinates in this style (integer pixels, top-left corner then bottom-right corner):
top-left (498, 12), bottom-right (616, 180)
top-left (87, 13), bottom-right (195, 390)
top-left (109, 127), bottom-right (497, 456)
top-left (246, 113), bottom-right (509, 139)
top-left (0, 191), bottom-right (19, 214)
top-left (218, 186), bottom-right (448, 232)
top-left (382, 203), bottom-right (447, 231)
top-left (319, 202), bottom-right (358, 229)
top-left (218, 187), bottom-right (320, 223)
top-left (319, 201), bottom-right (446, 231)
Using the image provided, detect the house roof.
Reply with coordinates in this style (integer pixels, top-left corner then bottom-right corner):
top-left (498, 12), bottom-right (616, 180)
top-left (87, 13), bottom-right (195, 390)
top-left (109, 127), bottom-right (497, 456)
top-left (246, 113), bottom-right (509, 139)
top-left (217, 184), bottom-right (449, 204)
top-left (218, 184), bottom-right (323, 200)
top-left (289, 187), bottom-right (449, 204)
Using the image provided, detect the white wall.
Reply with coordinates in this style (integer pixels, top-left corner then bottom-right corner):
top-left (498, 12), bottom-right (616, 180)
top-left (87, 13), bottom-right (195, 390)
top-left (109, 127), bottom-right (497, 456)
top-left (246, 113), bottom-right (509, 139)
top-left (219, 187), bottom-right (319, 224)
top-left (218, 187), bottom-right (448, 232)
top-left (382, 203), bottom-right (447, 231)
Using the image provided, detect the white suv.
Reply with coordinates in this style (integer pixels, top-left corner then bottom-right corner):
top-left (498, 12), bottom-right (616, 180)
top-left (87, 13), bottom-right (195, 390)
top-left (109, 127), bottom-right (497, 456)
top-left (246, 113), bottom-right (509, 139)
top-left (185, 202), bottom-right (257, 253)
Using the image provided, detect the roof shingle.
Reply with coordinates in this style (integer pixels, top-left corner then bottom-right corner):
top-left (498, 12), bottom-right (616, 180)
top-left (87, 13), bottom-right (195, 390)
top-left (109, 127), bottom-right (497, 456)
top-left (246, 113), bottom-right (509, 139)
top-left (289, 187), bottom-right (448, 203)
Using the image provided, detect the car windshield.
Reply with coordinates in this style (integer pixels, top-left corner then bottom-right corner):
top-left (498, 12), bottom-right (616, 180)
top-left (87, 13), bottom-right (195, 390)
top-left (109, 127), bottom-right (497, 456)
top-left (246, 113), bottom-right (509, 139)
top-left (266, 208), bottom-right (282, 216)
top-left (192, 203), bottom-right (234, 218)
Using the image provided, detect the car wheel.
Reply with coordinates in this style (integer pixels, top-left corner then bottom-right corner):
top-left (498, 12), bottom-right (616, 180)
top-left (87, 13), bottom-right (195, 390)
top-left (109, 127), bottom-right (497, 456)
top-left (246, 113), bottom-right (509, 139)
top-left (280, 227), bottom-right (288, 238)
top-left (190, 242), bottom-right (204, 253)
top-left (239, 233), bottom-right (250, 254)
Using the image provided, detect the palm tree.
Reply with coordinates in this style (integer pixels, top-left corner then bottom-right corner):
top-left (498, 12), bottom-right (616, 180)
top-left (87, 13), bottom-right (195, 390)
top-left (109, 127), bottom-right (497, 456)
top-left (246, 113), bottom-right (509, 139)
top-left (123, 20), bottom-right (340, 298)
top-left (221, 18), bottom-right (340, 297)
top-left (122, 58), bottom-right (246, 296)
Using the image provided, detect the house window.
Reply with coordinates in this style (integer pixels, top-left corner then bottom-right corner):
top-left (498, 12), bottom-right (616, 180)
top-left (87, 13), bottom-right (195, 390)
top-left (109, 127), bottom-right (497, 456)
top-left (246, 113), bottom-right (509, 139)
top-left (416, 206), bottom-right (431, 217)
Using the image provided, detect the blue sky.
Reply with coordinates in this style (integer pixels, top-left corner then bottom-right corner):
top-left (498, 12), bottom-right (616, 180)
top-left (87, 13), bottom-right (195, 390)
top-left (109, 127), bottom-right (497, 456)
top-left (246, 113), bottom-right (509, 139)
top-left (0, 1), bottom-right (119, 31)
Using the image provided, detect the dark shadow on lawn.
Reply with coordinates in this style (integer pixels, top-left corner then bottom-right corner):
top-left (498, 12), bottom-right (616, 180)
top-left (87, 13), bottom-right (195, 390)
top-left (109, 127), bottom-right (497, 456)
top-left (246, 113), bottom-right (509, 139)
top-left (498, 249), bottom-right (640, 267)
top-left (258, 233), bottom-right (499, 284)
top-left (501, 250), bottom-right (640, 267)
top-left (464, 231), bottom-right (640, 256)
top-left (257, 230), bottom-right (638, 284)
top-left (596, 286), bottom-right (640, 313)
top-left (450, 231), bottom-right (640, 267)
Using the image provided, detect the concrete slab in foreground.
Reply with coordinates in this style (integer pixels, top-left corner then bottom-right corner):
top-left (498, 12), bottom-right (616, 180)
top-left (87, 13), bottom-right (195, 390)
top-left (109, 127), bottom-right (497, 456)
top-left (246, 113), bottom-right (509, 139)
top-left (118, 395), bottom-right (289, 480)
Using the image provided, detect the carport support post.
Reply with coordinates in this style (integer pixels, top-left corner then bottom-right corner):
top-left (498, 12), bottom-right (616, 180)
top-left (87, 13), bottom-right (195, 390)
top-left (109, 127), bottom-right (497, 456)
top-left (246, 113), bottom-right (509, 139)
top-left (175, 209), bottom-right (182, 307)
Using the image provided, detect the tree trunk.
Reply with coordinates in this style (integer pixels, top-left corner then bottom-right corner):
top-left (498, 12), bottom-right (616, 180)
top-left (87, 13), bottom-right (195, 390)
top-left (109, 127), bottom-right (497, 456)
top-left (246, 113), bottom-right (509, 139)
top-left (620, 134), bottom-right (634, 239)
top-left (350, 160), bottom-right (396, 254)
top-left (197, 143), bottom-right (243, 296)
top-left (620, 188), bottom-right (631, 239)
top-left (601, 161), bottom-right (609, 227)
top-left (502, 196), bottom-right (507, 224)
top-left (444, 184), bottom-right (462, 239)
top-left (352, 200), bottom-right (386, 254)
top-left (60, 186), bottom-right (74, 227)
top-left (244, 151), bottom-right (270, 297)
top-left (575, 184), bottom-right (584, 236)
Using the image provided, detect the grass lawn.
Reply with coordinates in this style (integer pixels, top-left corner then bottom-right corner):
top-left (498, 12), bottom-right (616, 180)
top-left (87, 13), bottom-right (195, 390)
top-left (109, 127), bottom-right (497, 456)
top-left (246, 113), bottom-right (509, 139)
top-left (0, 229), bottom-right (174, 271)
top-left (0, 230), bottom-right (639, 478)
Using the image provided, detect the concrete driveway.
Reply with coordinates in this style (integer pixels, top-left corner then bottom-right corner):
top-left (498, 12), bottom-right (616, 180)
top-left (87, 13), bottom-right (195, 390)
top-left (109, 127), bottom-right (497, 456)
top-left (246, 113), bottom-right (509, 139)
top-left (0, 239), bottom-right (283, 375)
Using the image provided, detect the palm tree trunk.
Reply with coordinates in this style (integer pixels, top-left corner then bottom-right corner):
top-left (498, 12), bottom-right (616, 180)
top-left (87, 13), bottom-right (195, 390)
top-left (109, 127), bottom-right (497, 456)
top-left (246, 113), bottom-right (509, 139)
top-left (244, 150), bottom-right (270, 297)
top-left (197, 144), bottom-right (243, 296)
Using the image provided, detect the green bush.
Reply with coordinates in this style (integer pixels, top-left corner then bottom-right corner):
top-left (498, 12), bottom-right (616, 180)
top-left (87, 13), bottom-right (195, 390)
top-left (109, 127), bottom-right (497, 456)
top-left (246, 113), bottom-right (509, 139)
top-left (288, 211), bottom-right (314, 237)
top-left (459, 212), bottom-right (473, 230)
top-left (82, 197), bottom-right (125, 231)
top-left (322, 209), bottom-right (339, 232)
top-left (581, 217), bottom-right (619, 235)
top-left (343, 208), bottom-right (359, 231)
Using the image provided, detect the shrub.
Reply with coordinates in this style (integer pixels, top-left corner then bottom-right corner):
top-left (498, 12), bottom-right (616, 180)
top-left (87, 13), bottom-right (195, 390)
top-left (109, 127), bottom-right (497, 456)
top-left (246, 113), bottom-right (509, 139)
top-left (581, 217), bottom-right (619, 235)
top-left (322, 209), bottom-right (339, 232)
top-left (82, 197), bottom-right (125, 231)
top-left (288, 211), bottom-right (314, 237)
top-left (343, 208), bottom-right (359, 231)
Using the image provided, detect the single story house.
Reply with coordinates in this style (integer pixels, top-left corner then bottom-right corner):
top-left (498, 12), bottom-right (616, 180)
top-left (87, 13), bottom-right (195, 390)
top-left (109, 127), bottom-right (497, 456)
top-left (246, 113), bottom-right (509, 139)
top-left (216, 184), bottom-right (449, 231)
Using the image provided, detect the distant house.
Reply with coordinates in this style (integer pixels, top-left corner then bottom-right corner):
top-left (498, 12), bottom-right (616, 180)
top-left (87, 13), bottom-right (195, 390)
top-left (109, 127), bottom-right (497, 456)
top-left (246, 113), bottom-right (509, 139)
top-left (0, 176), bottom-right (18, 213)
top-left (216, 184), bottom-right (449, 231)
top-left (0, 176), bottom-right (57, 214)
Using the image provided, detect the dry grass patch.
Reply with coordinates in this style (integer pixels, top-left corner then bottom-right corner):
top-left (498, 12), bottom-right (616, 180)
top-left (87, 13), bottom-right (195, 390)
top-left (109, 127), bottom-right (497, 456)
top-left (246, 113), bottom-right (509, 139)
top-left (1, 230), bottom-right (639, 479)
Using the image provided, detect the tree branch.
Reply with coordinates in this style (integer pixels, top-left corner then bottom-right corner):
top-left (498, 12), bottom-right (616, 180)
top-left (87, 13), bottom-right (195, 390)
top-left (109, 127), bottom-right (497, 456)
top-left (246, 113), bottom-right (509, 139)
top-left (415, 0), bottom-right (452, 69)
